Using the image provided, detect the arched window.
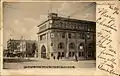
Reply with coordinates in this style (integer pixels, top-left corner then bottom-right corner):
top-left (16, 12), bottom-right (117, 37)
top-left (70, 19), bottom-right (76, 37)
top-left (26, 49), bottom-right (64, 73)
top-left (79, 32), bottom-right (85, 39)
top-left (78, 43), bottom-right (84, 57)
top-left (78, 43), bottom-right (84, 50)
top-left (69, 43), bottom-right (75, 49)
top-left (58, 43), bottom-right (64, 49)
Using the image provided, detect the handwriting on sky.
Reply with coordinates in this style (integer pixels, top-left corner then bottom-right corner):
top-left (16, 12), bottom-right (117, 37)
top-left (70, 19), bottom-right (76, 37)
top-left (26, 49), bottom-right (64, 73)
top-left (97, 3), bottom-right (119, 75)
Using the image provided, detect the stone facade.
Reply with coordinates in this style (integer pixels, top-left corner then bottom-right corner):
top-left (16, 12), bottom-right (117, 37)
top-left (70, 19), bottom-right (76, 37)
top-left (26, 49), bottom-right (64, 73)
top-left (37, 13), bottom-right (96, 60)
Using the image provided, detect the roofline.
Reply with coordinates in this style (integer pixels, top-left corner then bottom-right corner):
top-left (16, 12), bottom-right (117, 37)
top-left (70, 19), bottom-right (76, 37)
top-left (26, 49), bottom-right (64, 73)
top-left (37, 17), bottom-right (96, 27)
top-left (37, 27), bottom-right (95, 34)
top-left (7, 39), bottom-right (37, 42)
top-left (55, 17), bottom-right (96, 24)
top-left (37, 19), bottom-right (50, 27)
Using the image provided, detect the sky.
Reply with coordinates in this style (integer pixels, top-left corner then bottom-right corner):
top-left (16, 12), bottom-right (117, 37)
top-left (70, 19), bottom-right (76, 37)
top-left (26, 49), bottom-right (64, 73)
top-left (3, 2), bottom-right (96, 48)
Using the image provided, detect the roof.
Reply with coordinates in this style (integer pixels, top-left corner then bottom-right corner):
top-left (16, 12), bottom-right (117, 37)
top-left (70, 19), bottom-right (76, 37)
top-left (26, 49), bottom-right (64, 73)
top-left (37, 16), bottom-right (95, 27)
top-left (7, 39), bottom-right (37, 43)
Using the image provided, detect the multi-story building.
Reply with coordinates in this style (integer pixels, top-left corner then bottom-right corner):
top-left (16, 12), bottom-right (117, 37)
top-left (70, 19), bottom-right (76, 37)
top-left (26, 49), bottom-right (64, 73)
top-left (7, 39), bottom-right (21, 53)
top-left (17, 40), bottom-right (38, 57)
top-left (37, 13), bottom-right (96, 60)
top-left (6, 39), bottom-right (38, 57)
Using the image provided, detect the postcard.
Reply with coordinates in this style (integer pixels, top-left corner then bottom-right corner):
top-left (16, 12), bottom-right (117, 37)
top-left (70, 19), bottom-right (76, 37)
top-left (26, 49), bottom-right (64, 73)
top-left (0, 0), bottom-right (120, 76)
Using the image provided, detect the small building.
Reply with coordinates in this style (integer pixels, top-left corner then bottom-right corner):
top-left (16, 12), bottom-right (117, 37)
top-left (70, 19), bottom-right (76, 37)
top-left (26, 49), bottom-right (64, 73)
top-left (37, 13), bottom-right (96, 60)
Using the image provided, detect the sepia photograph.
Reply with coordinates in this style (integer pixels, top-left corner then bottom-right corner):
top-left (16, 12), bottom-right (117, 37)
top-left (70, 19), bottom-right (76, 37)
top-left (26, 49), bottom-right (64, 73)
top-left (3, 1), bottom-right (96, 69)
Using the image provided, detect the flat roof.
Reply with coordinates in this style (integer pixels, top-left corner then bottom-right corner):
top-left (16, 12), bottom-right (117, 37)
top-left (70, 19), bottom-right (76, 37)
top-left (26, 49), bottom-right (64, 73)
top-left (37, 16), bottom-right (95, 27)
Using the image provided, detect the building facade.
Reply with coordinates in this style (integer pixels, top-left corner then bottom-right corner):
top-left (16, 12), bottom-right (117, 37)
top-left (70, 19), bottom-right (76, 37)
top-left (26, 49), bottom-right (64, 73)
top-left (7, 39), bottom-right (21, 54)
top-left (17, 40), bottom-right (38, 57)
top-left (6, 39), bottom-right (38, 57)
top-left (37, 13), bottom-right (96, 60)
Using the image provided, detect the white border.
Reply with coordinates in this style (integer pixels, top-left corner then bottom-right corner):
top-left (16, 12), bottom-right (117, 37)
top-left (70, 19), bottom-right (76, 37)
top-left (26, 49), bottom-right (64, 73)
top-left (0, 0), bottom-right (119, 76)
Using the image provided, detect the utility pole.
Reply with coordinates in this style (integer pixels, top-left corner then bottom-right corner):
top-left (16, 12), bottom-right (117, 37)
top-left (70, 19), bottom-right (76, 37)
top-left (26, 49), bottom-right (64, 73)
top-left (75, 32), bottom-right (78, 61)
top-left (84, 27), bottom-right (88, 60)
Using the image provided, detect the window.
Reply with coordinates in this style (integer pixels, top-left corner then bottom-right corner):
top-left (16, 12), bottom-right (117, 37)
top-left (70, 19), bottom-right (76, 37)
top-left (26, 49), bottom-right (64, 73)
top-left (78, 32), bottom-right (85, 39)
top-left (62, 33), bottom-right (65, 38)
top-left (58, 43), bottom-right (64, 49)
top-left (88, 52), bottom-right (92, 57)
top-left (62, 52), bottom-right (64, 57)
top-left (79, 52), bottom-right (84, 57)
top-left (87, 32), bottom-right (91, 39)
top-left (69, 52), bottom-right (74, 57)
top-left (51, 53), bottom-right (53, 56)
top-left (81, 33), bottom-right (85, 39)
top-left (49, 20), bottom-right (53, 24)
top-left (72, 52), bottom-right (75, 57)
top-left (78, 43), bottom-right (84, 50)
top-left (58, 52), bottom-right (61, 56)
top-left (69, 43), bottom-right (75, 49)
top-left (91, 34), bottom-right (94, 40)
top-left (58, 21), bottom-right (62, 28)
top-left (40, 35), bottom-right (42, 40)
top-left (79, 52), bottom-right (81, 57)
top-left (87, 35), bottom-right (90, 39)
top-left (81, 52), bottom-right (84, 56)
top-left (72, 33), bottom-right (76, 38)
top-left (88, 43), bottom-right (93, 48)
top-left (68, 33), bottom-right (71, 39)
top-left (40, 34), bottom-right (46, 40)
top-left (51, 43), bottom-right (53, 46)
top-left (79, 46), bottom-right (83, 50)
top-left (50, 33), bottom-right (54, 38)
top-left (69, 52), bottom-right (72, 57)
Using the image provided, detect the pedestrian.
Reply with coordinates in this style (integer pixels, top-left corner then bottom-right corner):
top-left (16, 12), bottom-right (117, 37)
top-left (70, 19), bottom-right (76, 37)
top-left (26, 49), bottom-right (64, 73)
top-left (75, 54), bottom-right (78, 62)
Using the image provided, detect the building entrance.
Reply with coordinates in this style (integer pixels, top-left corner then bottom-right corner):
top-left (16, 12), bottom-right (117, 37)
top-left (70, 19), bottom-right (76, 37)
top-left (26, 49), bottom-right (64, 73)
top-left (41, 45), bottom-right (46, 58)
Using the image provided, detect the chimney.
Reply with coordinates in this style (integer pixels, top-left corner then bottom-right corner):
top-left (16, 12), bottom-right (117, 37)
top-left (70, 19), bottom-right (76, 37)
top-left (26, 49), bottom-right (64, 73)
top-left (48, 13), bottom-right (58, 19)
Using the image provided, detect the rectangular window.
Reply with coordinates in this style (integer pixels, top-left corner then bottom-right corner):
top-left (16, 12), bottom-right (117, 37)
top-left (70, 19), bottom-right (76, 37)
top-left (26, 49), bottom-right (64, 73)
top-left (69, 52), bottom-right (71, 57)
top-left (62, 52), bottom-right (64, 57)
top-left (88, 52), bottom-right (92, 57)
top-left (40, 35), bottom-right (42, 40)
top-left (58, 52), bottom-right (61, 56)
top-left (40, 34), bottom-right (46, 40)
top-left (80, 33), bottom-right (85, 39)
top-left (68, 33), bottom-right (71, 39)
top-left (50, 33), bottom-right (54, 38)
top-left (78, 52), bottom-right (84, 57)
top-left (62, 33), bottom-right (65, 38)
top-left (79, 52), bottom-right (81, 57)
top-left (81, 52), bottom-right (84, 56)
top-left (72, 52), bottom-right (75, 57)
top-left (51, 53), bottom-right (53, 56)
top-left (51, 43), bottom-right (53, 46)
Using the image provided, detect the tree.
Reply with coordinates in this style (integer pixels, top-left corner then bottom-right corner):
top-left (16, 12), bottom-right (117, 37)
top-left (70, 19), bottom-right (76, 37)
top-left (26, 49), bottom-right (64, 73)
top-left (32, 43), bottom-right (37, 57)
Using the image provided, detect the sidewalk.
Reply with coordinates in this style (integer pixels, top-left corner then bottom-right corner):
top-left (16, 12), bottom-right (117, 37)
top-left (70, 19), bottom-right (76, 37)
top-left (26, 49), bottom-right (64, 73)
top-left (3, 58), bottom-right (96, 69)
